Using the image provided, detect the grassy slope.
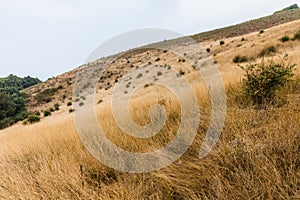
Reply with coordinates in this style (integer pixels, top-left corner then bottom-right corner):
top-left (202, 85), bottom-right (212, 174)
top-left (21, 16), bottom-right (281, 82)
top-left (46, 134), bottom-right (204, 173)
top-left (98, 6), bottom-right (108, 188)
top-left (0, 13), bottom-right (300, 200)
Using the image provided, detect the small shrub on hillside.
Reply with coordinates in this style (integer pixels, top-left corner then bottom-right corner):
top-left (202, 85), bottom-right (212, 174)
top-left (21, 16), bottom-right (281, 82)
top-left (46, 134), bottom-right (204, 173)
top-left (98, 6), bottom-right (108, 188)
top-left (35, 88), bottom-right (58, 103)
top-left (79, 102), bottom-right (84, 107)
top-left (280, 36), bottom-right (290, 42)
top-left (69, 108), bottom-right (75, 113)
top-left (240, 56), bottom-right (296, 107)
top-left (54, 103), bottom-right (60, 111)
top-left (136, 73), bottom-right (143, 79)
top-left (259, 29), bottom-right (264, 34)
top-left (220, 41), bottom-right (225, 45)
top-left (258, 45), bottom-right (277, 57)
top-left (26, 115), bottom-right (40, 124)
top-left (98, 100), bottom-right (103, 104)
top-left (206, 48), bottom-right (211, 53)
top-left (233, 55), bottom-right (249, 63)
top-left (49, 107), bottom-right (55, 112)
top-left (179, 69), bottom-right (185, 76)
top-left (67, 102), bottom-right (72, 106)
top-left (44, 110), bottom-right (51, 117)
top-left (292, 30), bottom-right (300, 40)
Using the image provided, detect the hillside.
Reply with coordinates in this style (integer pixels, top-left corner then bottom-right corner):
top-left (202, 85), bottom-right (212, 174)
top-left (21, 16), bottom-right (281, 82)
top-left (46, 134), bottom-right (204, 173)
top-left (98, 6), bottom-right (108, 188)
top-left (0, 6), bottom-right (300, 199)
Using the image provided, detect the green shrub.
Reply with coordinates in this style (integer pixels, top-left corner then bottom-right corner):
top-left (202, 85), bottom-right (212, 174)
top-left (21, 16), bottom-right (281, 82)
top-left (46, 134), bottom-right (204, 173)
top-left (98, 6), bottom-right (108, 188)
top-left (136, 73), bottom-right (143, 79)
top-left (49, 107), bottom-right (55, 112)
top-left (79, 102), bottom-right (84, 107)
top-left (206, 48), bottom-right (210, 53)
top-left (0, 74), bottom-right (41, 129)
top-left (240, 56), bottom-right (296, 107)
top-left (67, 102), bottom-right (72, 106)
top-left (259, 29), bottom-right (264, 34)
top-left (54, 103), bottom-right (60, 111)
top-left (220, 41), bottom-right (225, 45)
top-left (27, 115), bottom-right (40, 124)
top-left (233, 55), bottom-right (249, 63)
top-left (292, 30), bottom-right (300, 40)
top-left (35, 88), bottom-right (58, 103)
top-left (280, 36), bottom-right (290, 42)
top-left (44, 110), bottom-right (51, 117)
top-left (179, 69), bottom-right (185, 76)
top-left (69, 109), bottom-right (75, 113)
top-left (258, 45), bottom-right (277, 57)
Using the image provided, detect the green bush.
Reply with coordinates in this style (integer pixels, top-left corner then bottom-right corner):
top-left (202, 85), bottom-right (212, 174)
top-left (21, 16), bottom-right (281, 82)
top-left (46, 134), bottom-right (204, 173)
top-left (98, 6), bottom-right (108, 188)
top-left (280, 36), bottom-right (290, 42)
top-left (240, 56), bottom-right (296, 107)
top-left (0, 74), bottom-right (41, 129)
top-left (27, 115), bottom-right (40, 124)
top-left (54, 103), bottom-right (60, 111)
top-left (67, 102), bottom-right (72, 106)
top-left (292, 30), bottom-right (300, 40)
top-left (44, 110), bottom-right (51, 117)
top-left (220, 41), bottom-right (225, 45)
top-left (233, 55), bottom-right (248, 63)
top-left (69, 109), bottom-right (75, 113)
top-left (35, 88), bottom-right (58, 103)
top-left (258, 45), bottom-right (277, 57)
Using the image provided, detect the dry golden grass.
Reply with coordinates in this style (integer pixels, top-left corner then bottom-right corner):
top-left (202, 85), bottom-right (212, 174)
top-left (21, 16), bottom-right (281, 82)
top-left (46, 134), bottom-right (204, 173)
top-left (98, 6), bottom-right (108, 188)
top-left (0, 79), bottom-right (299, 199)
top-left (0, 20), bottom-right (300, 199)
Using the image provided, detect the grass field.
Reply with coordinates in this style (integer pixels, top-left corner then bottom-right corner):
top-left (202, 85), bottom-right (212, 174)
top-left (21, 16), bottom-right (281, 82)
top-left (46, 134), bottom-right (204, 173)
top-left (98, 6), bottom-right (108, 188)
top-left (0, 19), bottom-right (300, 199)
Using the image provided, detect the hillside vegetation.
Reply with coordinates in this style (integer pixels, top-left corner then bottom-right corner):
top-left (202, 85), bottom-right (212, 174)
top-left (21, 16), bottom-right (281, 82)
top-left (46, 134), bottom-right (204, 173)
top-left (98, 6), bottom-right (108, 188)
top-left (0, 75), bottom-right (41, 129)
top-left (0, 6), bottom-right (300, 199)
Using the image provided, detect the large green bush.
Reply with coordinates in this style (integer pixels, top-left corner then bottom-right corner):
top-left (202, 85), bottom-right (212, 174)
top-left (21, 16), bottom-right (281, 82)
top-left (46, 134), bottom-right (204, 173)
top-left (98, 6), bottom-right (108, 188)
top-left (0, 74), bottom-right (41, 129)
top-left (240, 56), bottom-right (296, 107)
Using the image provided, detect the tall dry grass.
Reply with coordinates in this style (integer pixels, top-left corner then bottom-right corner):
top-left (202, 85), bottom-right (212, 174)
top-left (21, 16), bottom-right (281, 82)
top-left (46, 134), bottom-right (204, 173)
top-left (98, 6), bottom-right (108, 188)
top-left (0, 76), bottom-right (299, 199)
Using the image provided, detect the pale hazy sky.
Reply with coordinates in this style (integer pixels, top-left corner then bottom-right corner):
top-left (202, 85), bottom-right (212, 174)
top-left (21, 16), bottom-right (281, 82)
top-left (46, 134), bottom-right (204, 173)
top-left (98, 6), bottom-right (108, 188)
top-left (1, 0), bottom-right (299, 80)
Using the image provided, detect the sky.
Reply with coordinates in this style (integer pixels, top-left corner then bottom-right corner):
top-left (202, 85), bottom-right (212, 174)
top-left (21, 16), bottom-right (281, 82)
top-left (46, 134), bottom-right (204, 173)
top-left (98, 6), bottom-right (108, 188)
top-left (0, 0), bottom-right (299, 80)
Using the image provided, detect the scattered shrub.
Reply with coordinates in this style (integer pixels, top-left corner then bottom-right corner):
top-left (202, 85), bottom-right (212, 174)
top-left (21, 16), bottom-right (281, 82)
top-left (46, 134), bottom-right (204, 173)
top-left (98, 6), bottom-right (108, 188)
top-left (292, 30), bottom-right (300, 40)
top-left (49, 107), bottom-right (55, 112)
top-left (79, 102), bottom-right (84, 107)
top-left (157, 71), bottom-right (163, 76)
top-left (26, 115), bottom-right (40, 124)
top-left (240, 56), bottom-right (296, 107)
top-left (179, 69), bottom-right (185, 76)
top-left (155, 57), bottom-right (160, 62)
top-left (233, 55), bottom-right (249, 63)
top-left (258, 45), bottom-right (277, 57)
top-left (67, 102), bottom-right (72, 106)
top-left (54, 103), bottom-right (60, 111)
top-left (35, 88), bottom-right (58, 103)
top-left (97, 100), bottom-right (103, 104)
top-left (241, 37), bottom-right (245, 41)
top-left (69, 109), bottom-right (75, 113)
top-left (259, 29), bottom-right (264, 34)
top-left (206, 48), bottom-right (211, 53)
top-left (136, 73), bottom-right (143, 79)
top-left (44, 110), bottom-right (51, 117)
top-left (280, 36), bottom-right (290, 42)
top-left (220, 41), bottom-right (225, 45)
